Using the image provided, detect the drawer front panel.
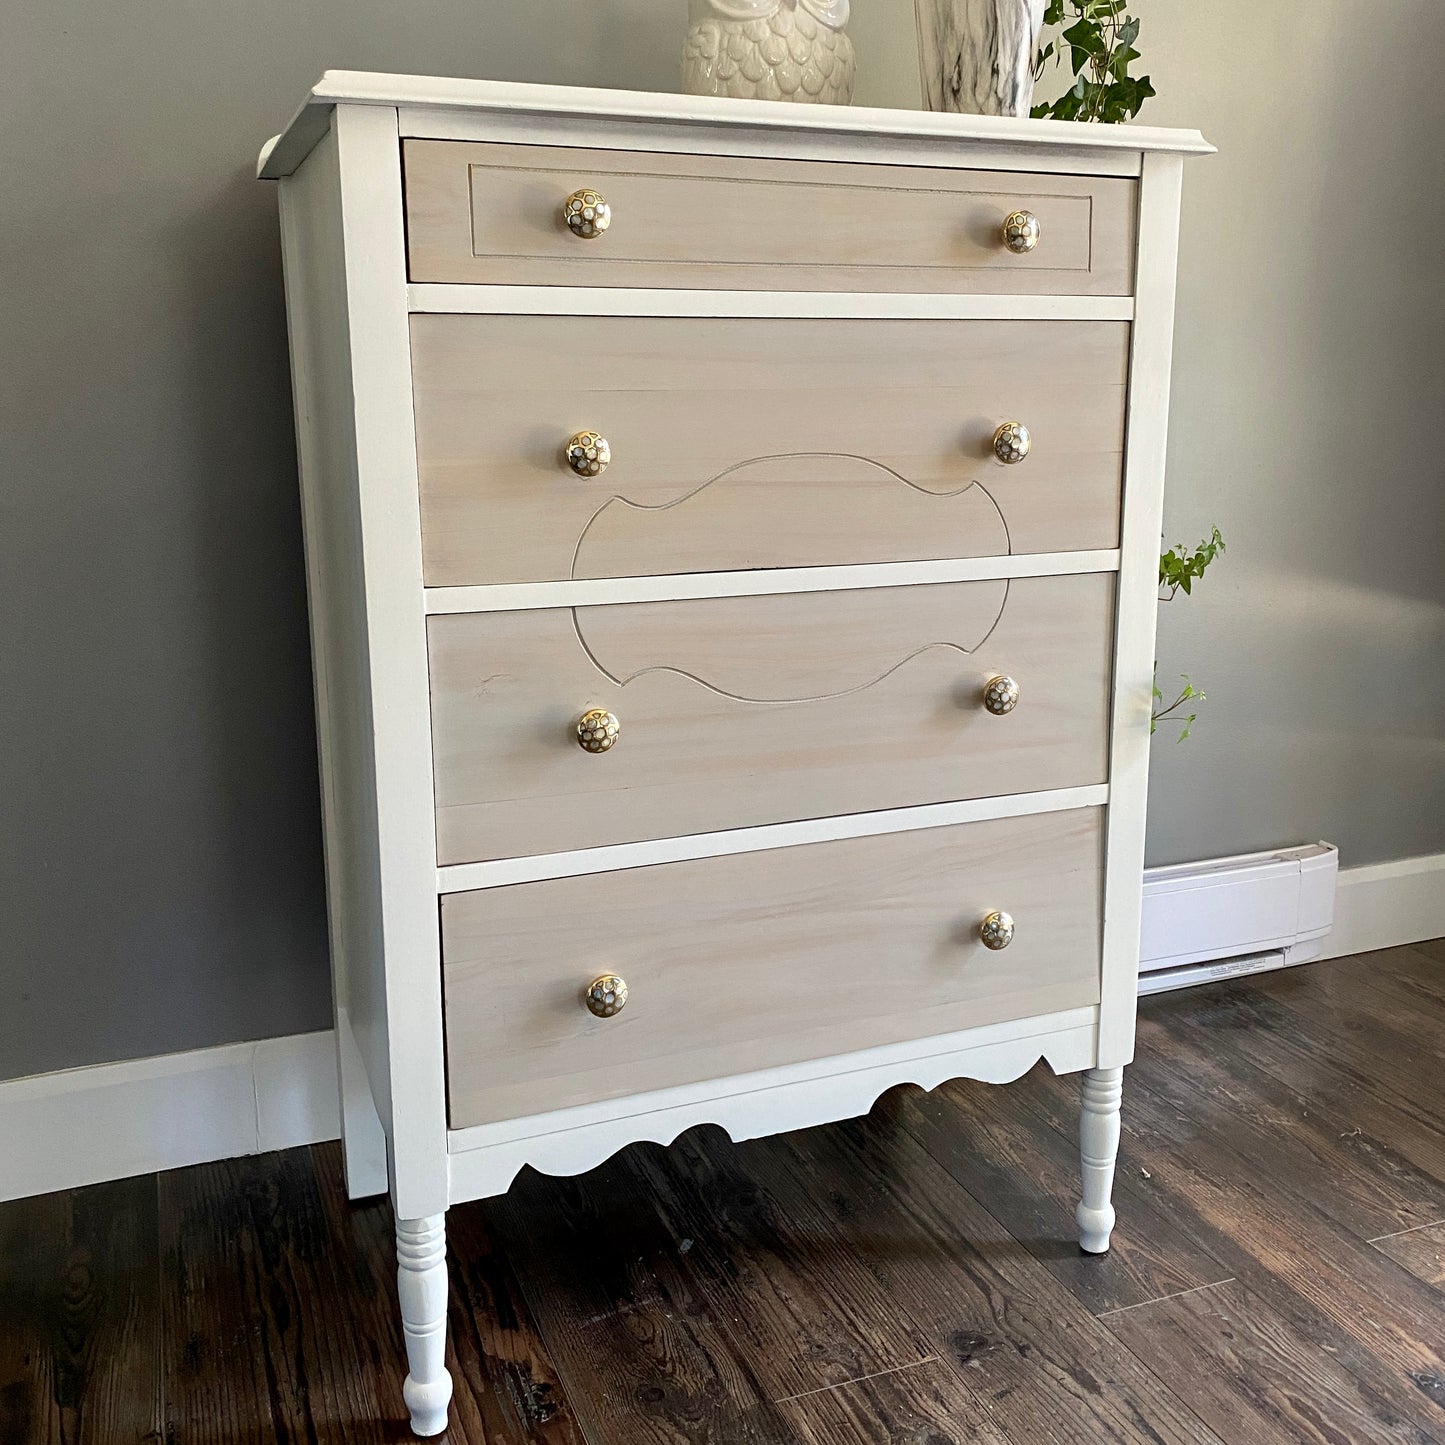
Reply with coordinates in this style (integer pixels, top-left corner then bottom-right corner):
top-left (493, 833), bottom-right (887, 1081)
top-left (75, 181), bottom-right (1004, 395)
top-left (412, 315), bottom-right (1130, 586)
top-left (404, 141), bottom-right (1136, 294)
top-left (429, 573), bottom-right (1114, 864)
top-left (442, 808), bottom-right (1104, 1127)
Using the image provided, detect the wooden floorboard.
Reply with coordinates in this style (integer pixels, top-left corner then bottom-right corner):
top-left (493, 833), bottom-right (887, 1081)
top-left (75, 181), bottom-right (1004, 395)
top-left (892, 1073), bottom-right (1235, 1314)
top-left (484, 1152), bottom-right (797, 1445)
top-left (1126, 1008), bottom-right (1445, 1242)
top-left (444, 1193), bottom-right (590, 1445)
top-left (1101, 1277), bottom-right (1439, 1445)
top-left (777, 1357), bottom-right (1012, 1445)
top-left (1372, 1222), bottom-right (1445, 1290)
top-left (1, 946), bottom-right (1443, 1444)
top-left (0, 1175), bottom-right (162, 1445)
top-left (158, 1150), bottom-right (407, 1444)
top-left (760, 1112), bottom-right (1229, 1445)
top-left (1034, 1093), bottom-right (1445, 1428)
top-left (623, 1130), bottom-right (940, 1403)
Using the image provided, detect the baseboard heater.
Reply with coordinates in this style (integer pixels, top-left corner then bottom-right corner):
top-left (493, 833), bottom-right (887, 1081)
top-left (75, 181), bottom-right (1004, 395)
top-left (1138, 841), bottom-right (1338, 995)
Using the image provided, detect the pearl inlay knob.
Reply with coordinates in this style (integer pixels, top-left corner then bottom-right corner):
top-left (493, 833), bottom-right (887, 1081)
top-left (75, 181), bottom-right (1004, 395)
top-left (563, 188), bottom-right (611, 239)
top-left (565, 430), bottom-right (611, 477)
top-left (576, 708), bottom-right (620, 753)
top-left (980, 910), bottom-right (1015, 950)
top-left (983, 675), bottom-right (1020, 716)
top-left (584, 974), bottom-right (628, 1017)
top-left (992, 421), bottom-right (1031, 465)
top-left (1002, 210), bottom-right (1040, 253)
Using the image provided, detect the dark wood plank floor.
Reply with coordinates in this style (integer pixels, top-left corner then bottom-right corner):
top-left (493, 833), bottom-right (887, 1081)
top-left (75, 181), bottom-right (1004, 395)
top-left (3, 945), bottom-right (1444, 1445)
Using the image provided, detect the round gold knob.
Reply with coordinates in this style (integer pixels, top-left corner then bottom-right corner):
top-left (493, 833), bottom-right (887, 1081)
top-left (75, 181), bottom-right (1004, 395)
top-left (983, 675), bottom-right (1020, 716)
top-left (980, 910), bottom-right (1015, 950)
top-left (1002, 210), bottom-right (1040, 253)
top-left (576, 708), bottom-right (620, 753)
top-left (584, 974), bottom-right (628, 1018)
top-left (992, 421), bottom-right (1031, 464)
top-left (565, 430), bottom-right (611, 477)
top-left (563, 188), bottom-right (611, 239)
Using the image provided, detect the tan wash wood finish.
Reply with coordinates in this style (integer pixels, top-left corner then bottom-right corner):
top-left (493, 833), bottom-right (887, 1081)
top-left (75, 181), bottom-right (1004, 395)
top-left (402, 141), bottom-right (1137, 295)
top-left (441, 807), bottom-right (1105, 1126)
top-left (427, 573), bottom-right (1114, 863)
top-left (411, 314), bottom-right (1130, 586)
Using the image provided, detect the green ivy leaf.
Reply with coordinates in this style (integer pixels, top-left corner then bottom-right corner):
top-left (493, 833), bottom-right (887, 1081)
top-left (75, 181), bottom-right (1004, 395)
top-left (1032, 4), bottom-right (1155, 126)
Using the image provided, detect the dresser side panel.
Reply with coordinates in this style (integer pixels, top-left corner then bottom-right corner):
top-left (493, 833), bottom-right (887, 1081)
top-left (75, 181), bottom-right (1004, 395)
top-left (330, 104), bottom-right (450, 1216)
top-left (278, 126), bottom-right (394, 1175)
top-left (1099, 152), bottom-right (1186, 1065)
top-left (280, 107), bottom-right (450, 1214)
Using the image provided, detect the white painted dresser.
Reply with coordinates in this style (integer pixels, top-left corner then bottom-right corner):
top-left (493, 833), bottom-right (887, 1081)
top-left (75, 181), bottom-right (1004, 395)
top-left (260, 73), bottom-right (1210, 1437)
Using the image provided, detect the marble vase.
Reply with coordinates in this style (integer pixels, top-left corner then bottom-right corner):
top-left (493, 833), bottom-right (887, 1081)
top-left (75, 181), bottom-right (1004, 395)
top-left (683, 0), bottom-right (856, 105)
top-left (915, 0), bottom-right (1045, 117)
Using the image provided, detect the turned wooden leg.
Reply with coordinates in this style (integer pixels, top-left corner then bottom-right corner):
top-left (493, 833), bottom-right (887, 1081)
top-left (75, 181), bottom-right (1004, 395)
top-left (396, 1213), bottom-right (453, 1436)
top-left (1076, 1066), bottom-right (1123, 1255)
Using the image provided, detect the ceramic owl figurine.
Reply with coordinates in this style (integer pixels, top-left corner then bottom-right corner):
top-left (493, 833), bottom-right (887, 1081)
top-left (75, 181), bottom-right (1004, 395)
top-left (684, 0), bottom-right (856, 105)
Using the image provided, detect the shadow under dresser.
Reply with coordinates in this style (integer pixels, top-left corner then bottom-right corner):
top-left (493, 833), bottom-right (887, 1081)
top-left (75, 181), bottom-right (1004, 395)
top-left (259, 72), bottom-right (1211, 1436)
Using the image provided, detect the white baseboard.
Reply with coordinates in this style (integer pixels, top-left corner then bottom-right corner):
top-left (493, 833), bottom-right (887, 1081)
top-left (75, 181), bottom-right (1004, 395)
top-left (0, 1031), bottom-right (341, 1203)
top-left (3, 850), bottom-right (1443, 1204)
top-left (1318, 850), bottom-right (1445, 962)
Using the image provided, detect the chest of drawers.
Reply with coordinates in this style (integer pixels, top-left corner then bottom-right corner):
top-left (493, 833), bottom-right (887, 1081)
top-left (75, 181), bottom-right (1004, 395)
top-left (261, 73), bottom-right (1209, 1437)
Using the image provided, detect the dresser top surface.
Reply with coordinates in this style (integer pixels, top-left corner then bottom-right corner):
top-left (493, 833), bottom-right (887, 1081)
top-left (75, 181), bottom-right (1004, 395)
top-left (257, 69), bottom-right (1213, 179)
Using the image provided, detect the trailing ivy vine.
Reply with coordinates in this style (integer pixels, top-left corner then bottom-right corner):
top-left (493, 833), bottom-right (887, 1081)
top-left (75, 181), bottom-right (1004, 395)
top-left (1028, 10), bottom-right (1219, 738)
top-left (1153, 528), bottom-right (1225, 741)
top-left (1032, 0), bottom-right (1155, 123)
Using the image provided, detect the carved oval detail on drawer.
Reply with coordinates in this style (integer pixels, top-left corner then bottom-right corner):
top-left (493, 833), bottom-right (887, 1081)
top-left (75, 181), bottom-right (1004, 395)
top-left (572, 454), bottom-right (1009, 586)
top-left (571, 573), bottom-right (1008, 703)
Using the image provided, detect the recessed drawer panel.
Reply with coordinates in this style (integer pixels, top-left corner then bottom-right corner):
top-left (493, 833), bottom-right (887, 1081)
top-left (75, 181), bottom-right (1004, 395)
top-left (403, 141), bottom-right (1136, 294)
top-left (428, 573), bottom-right (1114, 864)
top-left (411, 315), bottom-right (1130, 586)
top-left (442, 807), bottom-right (1104, 1128)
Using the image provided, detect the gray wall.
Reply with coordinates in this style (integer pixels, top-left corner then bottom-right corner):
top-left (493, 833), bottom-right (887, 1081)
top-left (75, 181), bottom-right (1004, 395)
top-left (1, 3), bottom-right (684, 1081)
top-left (1105, 2), bottom-right (1445, 869)
top-left (3, 2), bottom-right (1441, 1081)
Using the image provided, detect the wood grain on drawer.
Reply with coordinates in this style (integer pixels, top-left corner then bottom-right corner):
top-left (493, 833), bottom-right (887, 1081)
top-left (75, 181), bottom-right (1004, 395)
top-left (411, 315), bottom-right (1130, 586)
top-left (442, 807), bottom-right (1103, 1127)
top-left (403, 141), bottom-right (1136, 294)
top-left (428, 573), bottom-right (1113, 864)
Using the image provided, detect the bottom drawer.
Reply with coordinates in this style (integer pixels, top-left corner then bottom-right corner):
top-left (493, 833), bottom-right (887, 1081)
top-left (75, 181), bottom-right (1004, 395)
top-left (442, 807), bottom-right (1103, 1128)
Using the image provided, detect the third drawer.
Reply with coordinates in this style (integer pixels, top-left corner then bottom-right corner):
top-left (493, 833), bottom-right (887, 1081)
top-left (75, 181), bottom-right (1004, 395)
top-left (429, 572), bottom-right (1115, 864)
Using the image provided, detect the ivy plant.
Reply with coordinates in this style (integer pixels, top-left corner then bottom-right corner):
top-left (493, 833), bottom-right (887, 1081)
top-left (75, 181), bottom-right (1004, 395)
top-left (1031, 0), bottom-right (1156, 124)
top-left (1153, 528), bottom-right (1225, 741)
top-left (1159, 525), bottom-right (1225, 600)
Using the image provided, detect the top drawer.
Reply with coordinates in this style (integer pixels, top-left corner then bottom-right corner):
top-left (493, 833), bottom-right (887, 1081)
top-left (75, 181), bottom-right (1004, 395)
top-left (403, 141), bottom-right (1137, 295)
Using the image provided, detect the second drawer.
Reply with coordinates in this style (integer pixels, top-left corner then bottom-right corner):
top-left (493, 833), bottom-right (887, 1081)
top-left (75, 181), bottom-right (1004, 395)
top-left (429, 572), bottom-right (1114, 864)
top-left (411, 315), bottom-right (1130, 586)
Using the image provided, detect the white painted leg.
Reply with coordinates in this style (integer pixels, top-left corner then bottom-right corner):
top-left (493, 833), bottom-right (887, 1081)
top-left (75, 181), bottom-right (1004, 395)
top-left (396, 1213), bottom-right (453, 1437)
top-left (1076, 1066), bottom-right (1123, 1255)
